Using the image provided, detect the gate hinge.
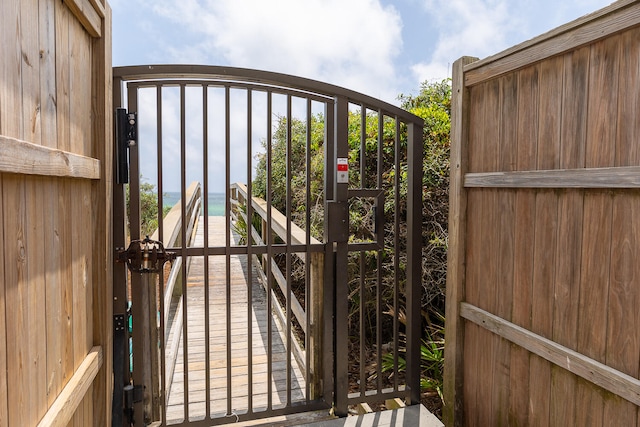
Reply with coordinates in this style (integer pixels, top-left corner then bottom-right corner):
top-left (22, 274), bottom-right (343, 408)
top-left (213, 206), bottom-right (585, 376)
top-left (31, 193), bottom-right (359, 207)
top-left (114, 314), bottom-right (126, 332)
top-left (116, 236), bottom-right (176, 274)
top-left (115, 107), bottom-right (137, 184)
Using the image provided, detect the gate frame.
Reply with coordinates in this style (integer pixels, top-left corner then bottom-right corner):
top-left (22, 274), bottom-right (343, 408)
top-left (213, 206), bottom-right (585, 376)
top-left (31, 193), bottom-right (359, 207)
top-left (112, 64), bottom-right (424, 425)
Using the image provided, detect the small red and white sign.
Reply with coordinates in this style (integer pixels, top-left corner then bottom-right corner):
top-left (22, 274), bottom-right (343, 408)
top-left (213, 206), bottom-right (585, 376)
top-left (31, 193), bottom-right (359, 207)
top-left (337, 158), bottom-right (349, 183)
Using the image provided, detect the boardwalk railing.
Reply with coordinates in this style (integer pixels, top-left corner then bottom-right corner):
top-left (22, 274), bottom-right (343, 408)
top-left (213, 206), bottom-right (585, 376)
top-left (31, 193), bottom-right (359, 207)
top-left (230, 182), bottom-right (325, 398)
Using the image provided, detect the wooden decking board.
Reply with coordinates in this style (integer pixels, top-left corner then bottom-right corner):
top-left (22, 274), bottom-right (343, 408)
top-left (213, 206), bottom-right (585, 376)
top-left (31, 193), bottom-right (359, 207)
top-left (165, 216), bottom-right (306, 424)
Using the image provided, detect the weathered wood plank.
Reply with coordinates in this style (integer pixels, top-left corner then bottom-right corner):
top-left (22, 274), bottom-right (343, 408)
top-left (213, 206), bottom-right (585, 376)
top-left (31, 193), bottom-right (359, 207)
top-left (69, 14), bottom-right (92, 157)
top-left (508, 64), bottom-right (538, 426)
top-left (530, 54), bottom-right (563, 427)
top-left (39, 0), bottom-right (58, 150)
top-left (59, 180), bottom-right (75, 389)
top-left (491, 72), bottom-right (517, 427)
top-left (90, 4), bottom-right (113, 425)
top-left (21, 0), bottom-right (41, 146)
top-left (0, 0), bottom-right (23, 138)
top-left (460, 80), bottom-right (485, 427)
top-left (576, 191), bottom-right (612, 425)
top-left (45, 178), bottom-right (64, 407)
top-left (465, 166), bottom-right (640, 188)
top-left (0, 135), bottom-right (100, 179)
top-left (461, 303), bottom-right (640, 407)
top-left (55, 0), bottom-right (71, 153)
top-left (603, 194), bottom-right (640, 425)
top-left (62, 0), bottom-right (101, 37)
top-left (26, 177), bottom-right (48, 424)
top-left (36, 346), bottom-right (102, 427)
top-left (0, 176), bottom-right (7, 427)
top-left (464, 0), bottom-right (640, 86)
top-left (478, 78), bottom-right (500, 427)
top-left (549, 44), bottom-right (589, 426)
top-left (616, 27), bottom-right (640, 167)
top-left (3, 176), bottom-right (28, 426)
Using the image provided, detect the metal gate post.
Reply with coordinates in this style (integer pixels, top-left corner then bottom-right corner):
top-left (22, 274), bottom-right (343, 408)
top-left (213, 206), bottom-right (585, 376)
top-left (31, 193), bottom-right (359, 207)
top-left (405, 122), bottom-right (423, 405)
top-left (112, 75), bottom-right (131, 427)
top-left (329, 96), bottom-right (350, 417)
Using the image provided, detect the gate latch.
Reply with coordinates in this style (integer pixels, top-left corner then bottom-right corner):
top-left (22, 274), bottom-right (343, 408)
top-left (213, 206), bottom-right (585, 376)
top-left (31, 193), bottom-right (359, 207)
top-left (116, 236), bottom-right (176, 273)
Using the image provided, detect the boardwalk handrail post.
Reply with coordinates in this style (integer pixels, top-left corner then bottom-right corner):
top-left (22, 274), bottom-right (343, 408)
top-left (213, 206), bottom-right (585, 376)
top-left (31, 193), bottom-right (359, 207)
top-left (309, 251), bottom-right (325, 399)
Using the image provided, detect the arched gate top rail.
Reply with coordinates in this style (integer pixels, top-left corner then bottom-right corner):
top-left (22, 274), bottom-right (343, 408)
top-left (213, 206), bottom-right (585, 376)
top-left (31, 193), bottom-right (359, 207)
top-left (113, 64), bottom-right (424, 125)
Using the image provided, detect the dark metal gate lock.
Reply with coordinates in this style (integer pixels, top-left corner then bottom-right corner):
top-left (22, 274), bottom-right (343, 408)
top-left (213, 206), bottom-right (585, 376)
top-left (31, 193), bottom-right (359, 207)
top-left (116, 236), bottom-right (176, 273)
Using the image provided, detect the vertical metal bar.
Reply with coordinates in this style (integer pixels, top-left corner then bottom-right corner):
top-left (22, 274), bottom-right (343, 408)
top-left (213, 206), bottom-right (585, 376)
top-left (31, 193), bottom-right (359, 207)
top-left (405, 121), bottom-right (423, 405)
top-left (225, 85), bottom-right (233, 416)
top-left (393, 118), bottom-right (400, 393)
top-left (285, 94), bottom-right (293, 405)
top-left (305, 98), bottom-right (312, 401)
top-left (333, 96), bottom-right (350, 417)
top-left (360, 106), bottom-right (366, 188)
top-left (322, 100), bottom-right (335, 406)
top-left (202, 84), bottom-right (212, 418)
top-left (157, 85), bottom-right (164, 243)
top-left (179, 83), bottom-right (190, 421)
top-left (359, 105), bottom-right (366, 397)
top-left (155, 84), bottom-right (168, 424)
top-left (246, 88), bottom-right (254, 413)
top-left (128, 86), bottom-right (145, 427)
top-left (266, 90), bottom-right (274, 410)
top-left (376, 110), bottom-right (384, 394)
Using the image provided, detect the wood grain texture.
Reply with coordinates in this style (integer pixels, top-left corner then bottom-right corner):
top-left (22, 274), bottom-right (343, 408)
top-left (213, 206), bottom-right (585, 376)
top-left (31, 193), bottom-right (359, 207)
top-left (529, 55), bottom-right (563, 426)
top-left (508, 64), bottom-right (538, 427)
top-left (55, 0), bottom-right (71, 153)
top-left (3, 176), bottom-right (28, 426)
top-left (465, 166), bottom-right (640, 188)
top-left (26, 176), bottom-right (48, 424)
top-left (443, 56), bottom-right (477, 427)
top-left (491, 72), bottom-right (517, 427)
top-left (603, 194), bottom-right (640, 426)
top-left (62, 0), bottom-right (101, 37)
top-left (0, 176), bottom-right (7, 427)
top-left (90, 5), bottom-right (113, 425)
top-left (36, 347), bottom-right (102, 427)
top-left (0, 0), bottom-right (23, 138)
top-left (0, 135), bottom-right (100, 179)
top-left (461, 80), bottom-right (486, 427)
top-left (616, 27), bottom-right (640, 167)
top-left (461, 303), bottom-right (640, 407)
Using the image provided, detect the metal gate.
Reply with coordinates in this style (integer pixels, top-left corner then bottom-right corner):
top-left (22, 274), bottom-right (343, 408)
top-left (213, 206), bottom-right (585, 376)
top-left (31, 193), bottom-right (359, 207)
top-left (112, 65), bottom-right (424, 426)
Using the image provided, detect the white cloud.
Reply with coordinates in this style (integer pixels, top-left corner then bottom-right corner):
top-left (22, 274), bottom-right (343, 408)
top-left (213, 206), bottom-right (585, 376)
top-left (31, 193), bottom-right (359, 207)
top-left (145, 0), bottom-right (404, 103)
top-left (411, 0), bottom-right (613, 83)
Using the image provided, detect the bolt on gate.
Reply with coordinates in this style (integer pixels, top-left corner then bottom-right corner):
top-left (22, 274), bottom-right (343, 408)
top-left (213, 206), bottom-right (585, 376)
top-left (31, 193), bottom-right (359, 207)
top-left (112, 65), bottom-right (424, 426)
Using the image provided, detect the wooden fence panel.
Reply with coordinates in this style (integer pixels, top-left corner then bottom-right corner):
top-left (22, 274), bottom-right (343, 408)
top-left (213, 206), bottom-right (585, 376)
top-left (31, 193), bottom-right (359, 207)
top-left (446, 2), bottom-right (640, 426)
top-left (0, 0), bottom-right (111, 426)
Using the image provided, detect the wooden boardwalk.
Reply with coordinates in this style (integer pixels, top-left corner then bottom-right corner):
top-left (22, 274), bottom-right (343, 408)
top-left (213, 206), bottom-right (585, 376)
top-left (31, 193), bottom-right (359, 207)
top-left (165, 216), bottom-right (306, 424)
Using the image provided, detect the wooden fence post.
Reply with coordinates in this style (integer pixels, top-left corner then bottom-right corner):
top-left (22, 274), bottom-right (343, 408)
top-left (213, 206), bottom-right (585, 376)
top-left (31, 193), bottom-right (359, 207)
top-left (309, 252), bottom-right (324, 399)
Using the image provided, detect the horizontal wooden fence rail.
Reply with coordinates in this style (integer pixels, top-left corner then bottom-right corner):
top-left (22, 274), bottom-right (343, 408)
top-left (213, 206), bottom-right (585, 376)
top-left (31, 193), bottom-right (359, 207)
top-left (36, 346), bottom-right (103, 427)
top-left (461, 303), bottom-right (640, 406)
top-left (0, 135), bottom-right (100, 179)
top-left (464, 166), bottom-right (640, 188)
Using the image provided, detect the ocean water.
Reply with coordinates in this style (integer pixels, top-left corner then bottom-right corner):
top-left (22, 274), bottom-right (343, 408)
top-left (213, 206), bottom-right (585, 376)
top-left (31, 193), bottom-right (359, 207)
top-left (163, 192), bottom-right (226, 216)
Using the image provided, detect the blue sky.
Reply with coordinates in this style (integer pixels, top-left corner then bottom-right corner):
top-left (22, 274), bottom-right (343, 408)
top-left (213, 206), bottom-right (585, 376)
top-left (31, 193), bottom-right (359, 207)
top-left (111, 0), bottom-right (613, 105)
top-left (110, 0), bottom-right (614, 192)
